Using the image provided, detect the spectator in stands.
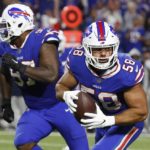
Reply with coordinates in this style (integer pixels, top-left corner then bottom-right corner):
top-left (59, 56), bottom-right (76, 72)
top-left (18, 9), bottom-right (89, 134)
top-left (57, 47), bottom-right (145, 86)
top-left (41, 9), bottom-right (58, 28)
top-left (95, 0), bottom-right (107, 21)
top-left (124, 15), bottom-right (145, 53)
top-left (11, 82), bottom-right (26, 128)
top-left (142, 47), bottom-right (150, 132)
top-left (124, 1), bottom-right (137, 30)
top-left (103, 0), bottom-right (123, 29)
top-left (129, 48), bottom-right (142, 61)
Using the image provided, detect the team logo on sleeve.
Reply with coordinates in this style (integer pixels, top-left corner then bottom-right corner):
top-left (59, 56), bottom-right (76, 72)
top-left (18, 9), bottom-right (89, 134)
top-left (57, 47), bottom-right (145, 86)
top-left (8, 7), bottom-right (30, 21)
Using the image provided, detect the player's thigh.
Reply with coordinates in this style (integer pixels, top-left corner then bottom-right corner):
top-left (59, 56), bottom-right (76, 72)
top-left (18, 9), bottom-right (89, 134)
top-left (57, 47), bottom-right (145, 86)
top-left (46, 102), bottom-right (89, 150)
top-left (95, 127), bottom-right (109, 143)
top-left (14, 109), bottom-right (53, 146)
top-left (93, 122), bottom-right (144, 150)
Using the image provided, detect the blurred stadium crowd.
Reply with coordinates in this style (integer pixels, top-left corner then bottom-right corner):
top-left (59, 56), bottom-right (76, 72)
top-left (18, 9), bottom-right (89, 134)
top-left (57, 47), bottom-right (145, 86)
top-left (0, 0), bottom-right (150, 133)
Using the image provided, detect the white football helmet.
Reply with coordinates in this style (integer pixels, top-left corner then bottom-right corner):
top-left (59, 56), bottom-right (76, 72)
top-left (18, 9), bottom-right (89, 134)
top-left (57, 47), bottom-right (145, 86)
top-left (0, 3), bottom-right (35, 42)
top-left (82, 21), bottom-right (120, 70)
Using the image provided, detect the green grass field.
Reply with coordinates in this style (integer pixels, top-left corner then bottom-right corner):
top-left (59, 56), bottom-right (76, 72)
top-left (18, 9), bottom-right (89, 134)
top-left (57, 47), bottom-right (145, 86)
top-left (0, 130), bottom-right (150, 150)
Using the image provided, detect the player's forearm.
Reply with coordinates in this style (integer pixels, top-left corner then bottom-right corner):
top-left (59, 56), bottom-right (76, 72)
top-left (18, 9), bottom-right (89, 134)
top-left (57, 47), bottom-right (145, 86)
top-left (115, 108), bottom-right (148, 125)
top-left (55, 84), bottom-right (70, 101)
top-left (24, 66), bottom-right (59, 83)
top-left (0, 74), bottom-right (11, 99)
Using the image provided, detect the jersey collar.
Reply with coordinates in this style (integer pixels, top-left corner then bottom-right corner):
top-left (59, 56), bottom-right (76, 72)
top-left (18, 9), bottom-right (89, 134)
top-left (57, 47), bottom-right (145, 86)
top-left (9, 32), bottom-right (31, 49)
top-left (101, 59), bottom-right (121, 78)
top-left (86, 59), bottom-right (121, 78)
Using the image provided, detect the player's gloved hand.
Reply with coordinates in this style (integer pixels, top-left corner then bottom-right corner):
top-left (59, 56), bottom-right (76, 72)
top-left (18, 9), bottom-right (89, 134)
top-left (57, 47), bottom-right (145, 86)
top-left (81, 104), bottom-right (115, 129)
top-left (63, 90), bottom-right (80, 112)
top-left (0, 99), bottom-right (14, 123)
top-left (2, 53), bottom-right (26, 74)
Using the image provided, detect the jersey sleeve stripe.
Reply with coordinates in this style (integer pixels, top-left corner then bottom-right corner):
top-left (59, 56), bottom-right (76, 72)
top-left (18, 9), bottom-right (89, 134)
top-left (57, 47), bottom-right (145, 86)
top-left (45, 37), bottom-right (59, 41)
top-left (66, 58), bottom-right (70, 69)
top-left (135, 66), bottom-right (144, 83)
top-left (135, 66), bottom-right (143, 81)
top-left (115, 127), bottom-right (138, 150)
top-left (136, 71), bottom-right (144, 84)
top-left (66, 63), bottom-right (70, 69)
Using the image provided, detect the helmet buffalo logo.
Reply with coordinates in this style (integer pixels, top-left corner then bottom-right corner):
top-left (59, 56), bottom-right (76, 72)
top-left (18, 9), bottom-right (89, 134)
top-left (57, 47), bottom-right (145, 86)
top-left (83, 25), bottom-right (92, 37)
top-left (8, 7), bottom-right (30, 21)
top-left (109, 25), bottom-right (117, 35)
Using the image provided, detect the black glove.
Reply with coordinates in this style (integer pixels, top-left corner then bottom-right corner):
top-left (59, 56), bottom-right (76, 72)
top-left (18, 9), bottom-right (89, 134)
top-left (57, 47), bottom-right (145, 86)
top-left (0, 99), bottom-right (14, 123)
top-left (2, 53), bottom-right (27, 74)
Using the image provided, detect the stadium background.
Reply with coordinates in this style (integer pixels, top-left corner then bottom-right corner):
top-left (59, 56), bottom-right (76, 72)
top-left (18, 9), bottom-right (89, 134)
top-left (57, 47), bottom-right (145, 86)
top-left (0, 0), bottom-right (150, 150)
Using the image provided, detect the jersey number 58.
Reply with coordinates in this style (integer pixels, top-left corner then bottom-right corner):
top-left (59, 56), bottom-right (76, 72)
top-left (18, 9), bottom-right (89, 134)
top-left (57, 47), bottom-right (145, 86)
top-left (122, 59), bottom-right (135, 72)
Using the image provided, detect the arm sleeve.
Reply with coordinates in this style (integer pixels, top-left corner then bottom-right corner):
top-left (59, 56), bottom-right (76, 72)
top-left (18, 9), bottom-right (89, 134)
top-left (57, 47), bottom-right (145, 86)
top-left (42, 29), bottom-right (60, 47)
top-left (66, 48), bottom-right (75, 71)
top-left (124, 61), bottom-right (144, 87)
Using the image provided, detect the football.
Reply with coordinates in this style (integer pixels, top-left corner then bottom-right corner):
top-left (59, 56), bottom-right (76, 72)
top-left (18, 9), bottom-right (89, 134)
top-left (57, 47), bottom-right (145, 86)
top-left (74, 91), bottom-right (96, 122)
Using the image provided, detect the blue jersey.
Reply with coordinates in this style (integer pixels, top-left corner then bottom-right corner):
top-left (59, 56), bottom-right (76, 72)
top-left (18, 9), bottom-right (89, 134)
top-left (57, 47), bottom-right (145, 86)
top-left (67, 47), bottom-right (144, 115)
top-left (125, 27), bottom-right (145, 53)
top-left (59, 47), bottom-right (73, 70)
top-left (0, 28), bottom-right (63, 109)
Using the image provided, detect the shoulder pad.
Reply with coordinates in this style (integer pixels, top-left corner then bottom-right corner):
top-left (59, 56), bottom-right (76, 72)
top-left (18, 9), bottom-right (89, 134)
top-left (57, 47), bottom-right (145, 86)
top-left (119, 55), bottom-right (144, 87)
top-left (66, 46), bottom-right (85, 70)
top-left (42, 28), bottom-right (59, 43)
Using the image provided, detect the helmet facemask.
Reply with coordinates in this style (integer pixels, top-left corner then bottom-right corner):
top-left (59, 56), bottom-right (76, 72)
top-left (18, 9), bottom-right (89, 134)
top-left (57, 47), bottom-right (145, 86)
top-left (84, 43), bottom-right (119, 70)
top-left (0, 19), bottom-right (14, 42)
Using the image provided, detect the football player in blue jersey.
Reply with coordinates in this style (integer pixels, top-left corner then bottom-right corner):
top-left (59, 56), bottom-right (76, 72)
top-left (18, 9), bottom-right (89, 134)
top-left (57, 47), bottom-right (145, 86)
top-left (56, 21), bottom-right (148, 150)
top-left (0, 4), bottom-right (89, 150)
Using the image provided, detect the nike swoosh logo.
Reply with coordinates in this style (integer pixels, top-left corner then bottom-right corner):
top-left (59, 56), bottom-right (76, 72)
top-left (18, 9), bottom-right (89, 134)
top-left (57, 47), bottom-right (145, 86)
top-left (100, 120), bottom-right (106, 125)
top-left (65, 108), bottom-right (70, 112)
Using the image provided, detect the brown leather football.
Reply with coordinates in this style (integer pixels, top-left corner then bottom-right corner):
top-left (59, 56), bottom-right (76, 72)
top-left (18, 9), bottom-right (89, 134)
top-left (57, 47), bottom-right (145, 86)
top-left (74, 91), bottom-right (96, 122)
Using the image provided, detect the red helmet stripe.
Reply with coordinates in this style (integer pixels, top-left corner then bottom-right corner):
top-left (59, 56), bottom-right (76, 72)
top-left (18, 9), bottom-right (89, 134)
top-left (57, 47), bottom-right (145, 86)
top-left (97, 21), bottom-right (105, 41)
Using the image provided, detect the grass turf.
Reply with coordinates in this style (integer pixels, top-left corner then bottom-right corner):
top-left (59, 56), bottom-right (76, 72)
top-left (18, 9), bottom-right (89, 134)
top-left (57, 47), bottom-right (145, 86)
top-left (0, 130), bottom-right (150, 150)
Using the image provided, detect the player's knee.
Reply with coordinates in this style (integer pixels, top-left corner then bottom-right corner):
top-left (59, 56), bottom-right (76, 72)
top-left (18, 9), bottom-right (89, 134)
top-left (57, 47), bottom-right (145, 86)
top-left (14, 133), bottom-right (34, 147)
top-left (16, 143), bottom-right (36, 150)
top-left (14, 135), bottom-right (35, 150)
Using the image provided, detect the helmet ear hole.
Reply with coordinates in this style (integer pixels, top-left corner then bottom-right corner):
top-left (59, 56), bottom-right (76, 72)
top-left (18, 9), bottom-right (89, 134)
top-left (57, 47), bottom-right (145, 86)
top-left (18, 23), bottom-right (23, 28)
